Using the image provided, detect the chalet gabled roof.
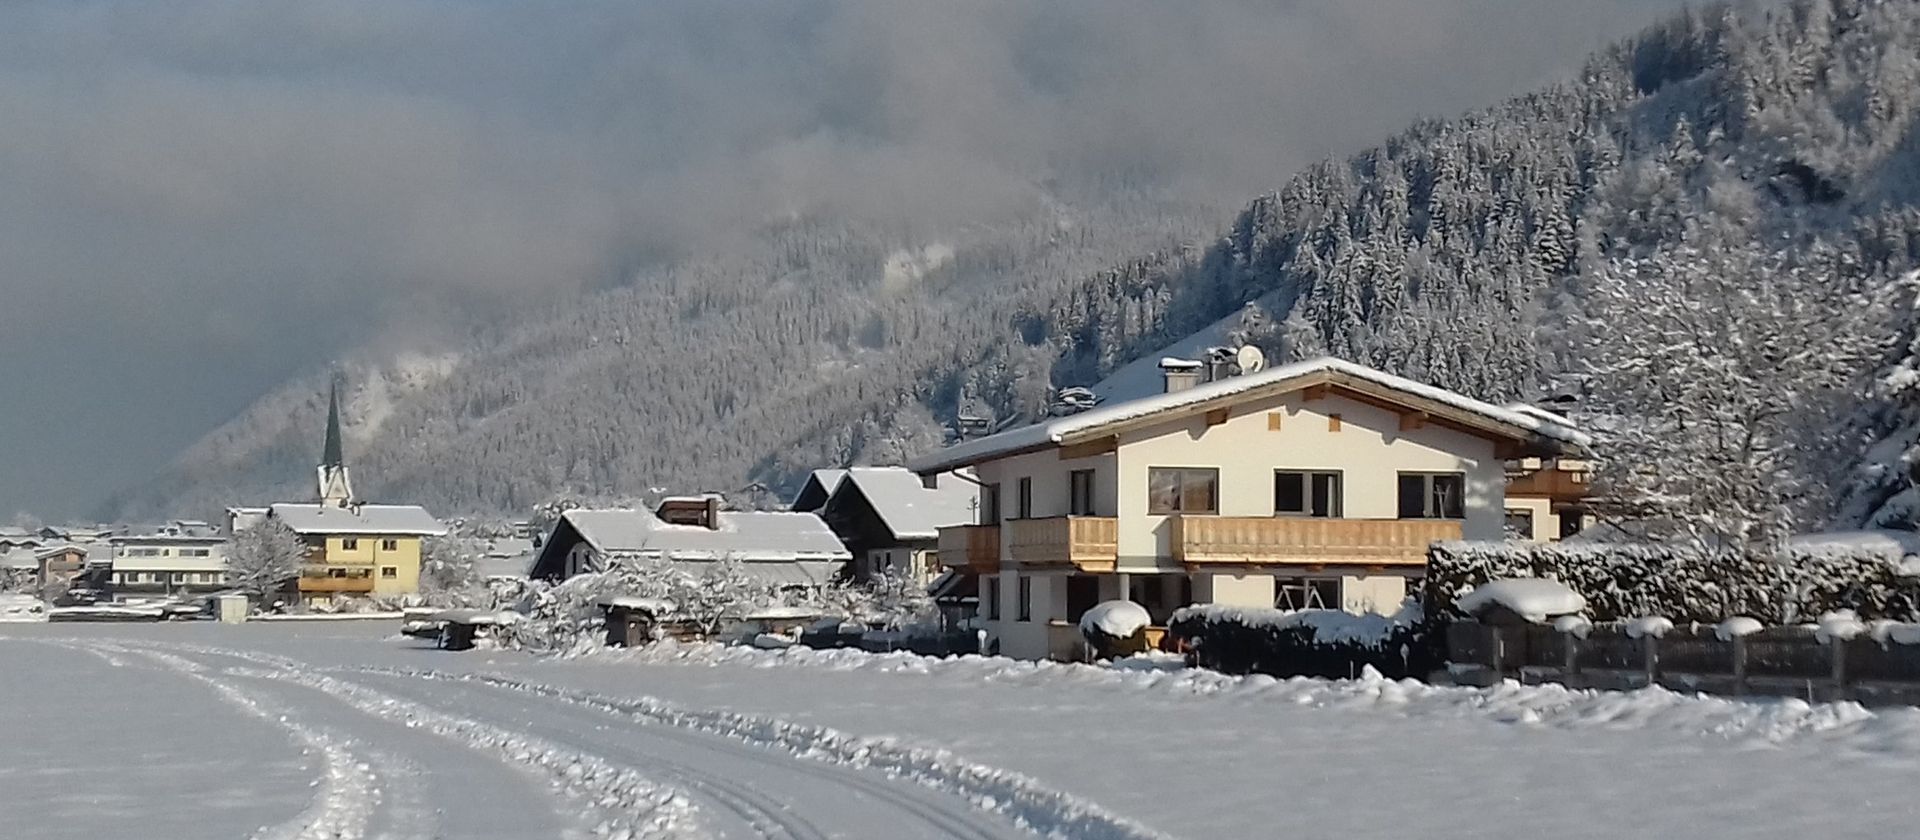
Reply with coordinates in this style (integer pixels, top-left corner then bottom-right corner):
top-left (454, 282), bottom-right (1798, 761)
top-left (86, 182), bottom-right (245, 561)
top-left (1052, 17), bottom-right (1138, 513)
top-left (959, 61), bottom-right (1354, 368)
top-left (829, 468), bottom-right (977, 541)
top-left (268, 503), bottom-right (446, 536)
top-left (789, 469), bottom-right (848, 512)
top-left (908, 356), bottom-right (1590, 475)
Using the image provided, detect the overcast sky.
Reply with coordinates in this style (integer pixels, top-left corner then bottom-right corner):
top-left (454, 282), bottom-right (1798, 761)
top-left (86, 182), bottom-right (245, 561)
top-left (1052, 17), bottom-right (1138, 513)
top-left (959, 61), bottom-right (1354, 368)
top-left (0, 0), bottom-right (1690, 520)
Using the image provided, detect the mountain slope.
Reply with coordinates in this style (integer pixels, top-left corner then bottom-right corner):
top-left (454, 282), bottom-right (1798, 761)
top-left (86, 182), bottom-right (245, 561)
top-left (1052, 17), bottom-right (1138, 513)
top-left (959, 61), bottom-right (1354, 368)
top-left (113, 0), bottom-right (1920, 527)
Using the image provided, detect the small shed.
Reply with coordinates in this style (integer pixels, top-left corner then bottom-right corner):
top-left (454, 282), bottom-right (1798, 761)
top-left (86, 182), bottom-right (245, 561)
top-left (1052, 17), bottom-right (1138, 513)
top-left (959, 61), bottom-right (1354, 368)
top-left (599, 595), bottom-right (679, 647)
top-left (427, 608), bottom-right (521, 651)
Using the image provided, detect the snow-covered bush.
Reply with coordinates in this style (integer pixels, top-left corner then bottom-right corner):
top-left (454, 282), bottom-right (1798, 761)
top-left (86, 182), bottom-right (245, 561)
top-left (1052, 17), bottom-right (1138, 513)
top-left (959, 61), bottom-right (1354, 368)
top-left (505, 554), bottom-right (778, 653)
top-left (810, 572), bottom-right (939, 637)
top-left (1168, 601), bottom-right (1437, 679)
top-left (1428, 539), bottom-right (1920, 624)
top-left (1079, 600), bottom-right (1153, 659)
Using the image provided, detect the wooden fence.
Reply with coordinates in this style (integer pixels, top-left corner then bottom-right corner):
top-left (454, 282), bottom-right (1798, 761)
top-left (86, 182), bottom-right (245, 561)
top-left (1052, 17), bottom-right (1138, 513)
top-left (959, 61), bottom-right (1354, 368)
top-left (1447, 621), bottom-right (1920, 706)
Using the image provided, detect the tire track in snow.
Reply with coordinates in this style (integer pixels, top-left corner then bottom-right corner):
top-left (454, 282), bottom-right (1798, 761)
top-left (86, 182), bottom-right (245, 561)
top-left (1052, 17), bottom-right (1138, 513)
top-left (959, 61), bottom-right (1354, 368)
top-left (216, 664), bottom-right (707, 840)
top-left (351, 673), bottom-right (841, 840)
top-left (94, 644), bottom-right (382, 840)
top-left (357, 666), bottom-right (1173, 840)
top-left (371, 672), bottom-right (1010, 840)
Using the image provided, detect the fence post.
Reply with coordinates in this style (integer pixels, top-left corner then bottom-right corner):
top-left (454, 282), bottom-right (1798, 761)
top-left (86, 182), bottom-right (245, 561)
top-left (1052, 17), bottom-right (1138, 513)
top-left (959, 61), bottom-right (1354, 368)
top-left (1490, 625), bottom-right (1507, 681)
top-left (1831, 638), bottom-right (1848, 701)
top-left (1730, 637), bottom-right (1747, 696)
top-left (1643, 635), bottom-right (1661, 686)
top-left (1562, 630), bottom-right (1580, 678)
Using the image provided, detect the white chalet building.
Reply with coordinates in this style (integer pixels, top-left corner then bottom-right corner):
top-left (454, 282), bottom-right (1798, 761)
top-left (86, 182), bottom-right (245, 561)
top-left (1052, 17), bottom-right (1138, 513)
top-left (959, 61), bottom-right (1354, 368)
top-left (908, 356), bottom-right (1590, 661)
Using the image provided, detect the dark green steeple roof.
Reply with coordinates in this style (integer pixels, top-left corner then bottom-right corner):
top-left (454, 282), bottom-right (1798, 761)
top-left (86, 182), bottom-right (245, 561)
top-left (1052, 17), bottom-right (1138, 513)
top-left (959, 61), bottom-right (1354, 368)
top-left (322, 380), bottom-right (345, 468)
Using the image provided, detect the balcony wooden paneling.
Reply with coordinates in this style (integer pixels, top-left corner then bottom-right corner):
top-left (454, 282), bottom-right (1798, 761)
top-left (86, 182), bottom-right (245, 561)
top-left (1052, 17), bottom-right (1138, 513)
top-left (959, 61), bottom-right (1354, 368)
top-left (296, 575), bottom-right (376, 593)
top-left (1006, 517), bottom-right (1118, 572)
top-left (1172, 517), bottom-right (1461, 568)
top-left (936, 525), bottom-right (1001, 572)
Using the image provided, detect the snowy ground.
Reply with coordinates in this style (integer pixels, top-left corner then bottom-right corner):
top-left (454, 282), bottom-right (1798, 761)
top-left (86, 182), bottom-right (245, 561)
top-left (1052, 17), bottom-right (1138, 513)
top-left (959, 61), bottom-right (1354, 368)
top-left (4, 623), bottom-right (1919, 839)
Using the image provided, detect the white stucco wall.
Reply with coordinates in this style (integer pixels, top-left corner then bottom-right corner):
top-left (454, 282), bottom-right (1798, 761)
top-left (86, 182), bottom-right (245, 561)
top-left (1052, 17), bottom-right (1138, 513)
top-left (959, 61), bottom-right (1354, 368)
top-left (1113, 390), bottom-right (1506, 559)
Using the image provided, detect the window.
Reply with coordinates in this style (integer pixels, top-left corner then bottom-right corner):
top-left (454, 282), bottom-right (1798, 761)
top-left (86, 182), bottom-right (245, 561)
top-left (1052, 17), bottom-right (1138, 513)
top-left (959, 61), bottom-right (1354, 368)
top-left (985, 575), bottom-right (1001, 620)
top-left (982, 484), bottom-right (1002, 525)
top-left (1398, 472), bottom-right (1465, 519)
top-left (1559, 511), bottom-right (1586, 540)
top-left (1276, 578), bottom-right (1341, 611)
top-left (1069, 469), bottom-right (1096, 516)
top-left (1275, 471), bottom-right (1342, 517)
top-left (380, 566), bottom-right (398, 579)
top-left (1017, 575), bottom-right (1033, 622)
top-left (341, 538), bottom-right (359, 550)
top-left (1148, 468), bottom-right (1218, 515)
top-left (380, 539), bottom-right (399, 551)
top-left (1016, 477), bottom-right (1033, 519)
top-left (1504, 508), bottom-right (1535, 540)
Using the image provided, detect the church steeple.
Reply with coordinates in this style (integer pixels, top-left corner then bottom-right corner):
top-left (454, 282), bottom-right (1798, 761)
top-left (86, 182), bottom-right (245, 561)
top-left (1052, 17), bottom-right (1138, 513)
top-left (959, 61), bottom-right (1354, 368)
top-left (322, 381), bottom-right (345, 469)
top-left (317, 379), bottom-right (354, 507)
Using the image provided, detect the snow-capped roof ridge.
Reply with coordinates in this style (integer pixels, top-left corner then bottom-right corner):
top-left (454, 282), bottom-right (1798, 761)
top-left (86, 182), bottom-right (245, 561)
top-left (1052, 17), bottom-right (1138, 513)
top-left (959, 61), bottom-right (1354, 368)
top-left (832, 466), bottom-right (977, 540)
top-left (910, 355), bottom-right (1589, 474)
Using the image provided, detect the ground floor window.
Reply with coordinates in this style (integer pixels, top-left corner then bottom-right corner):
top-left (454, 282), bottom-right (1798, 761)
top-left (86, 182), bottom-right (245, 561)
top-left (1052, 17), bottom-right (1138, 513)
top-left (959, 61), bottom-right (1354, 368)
top-left (381, 566), bottom-right (398, 578)
top-left (1504, 508), bottom-right (1535, 540)
top-left (984, 575), bottom-right (1001, 620)
top-left (1275, 578), bottom-right (1341, 611)
top-left (1016, 575), bottom-right (1033, 622)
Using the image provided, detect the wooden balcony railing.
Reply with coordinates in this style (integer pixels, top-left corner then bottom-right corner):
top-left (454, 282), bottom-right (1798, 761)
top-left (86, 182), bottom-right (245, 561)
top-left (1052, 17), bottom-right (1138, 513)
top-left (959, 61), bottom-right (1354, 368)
top-left (1006, 517), bottom-right (1118, 572)
top-left (1171, 517), bottom-right (1461, 568)
top-left (298, 566), bottom-right (376, 593)
top-left (935, 525), bottom-right (1001, 572)
top-left (296, 575), bottom-right (376, 593)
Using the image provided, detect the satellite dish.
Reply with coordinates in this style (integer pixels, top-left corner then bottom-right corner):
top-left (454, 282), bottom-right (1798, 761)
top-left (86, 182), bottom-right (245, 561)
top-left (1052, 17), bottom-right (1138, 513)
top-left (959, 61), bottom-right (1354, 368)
top-left (1235, 345), bottom-right (1267, 374)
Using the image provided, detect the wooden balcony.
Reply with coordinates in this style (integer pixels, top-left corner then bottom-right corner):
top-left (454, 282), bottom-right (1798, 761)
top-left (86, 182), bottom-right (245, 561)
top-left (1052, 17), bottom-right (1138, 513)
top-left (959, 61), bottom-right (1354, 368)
top-left (1171, 517), bottom-right (1461, 568)
top-left (297, 568), bottom-right (375, 593)
top-left (936, 525), bottom-right (1001, 572)
top-left (1006, 517), bottom-right (1118, 572)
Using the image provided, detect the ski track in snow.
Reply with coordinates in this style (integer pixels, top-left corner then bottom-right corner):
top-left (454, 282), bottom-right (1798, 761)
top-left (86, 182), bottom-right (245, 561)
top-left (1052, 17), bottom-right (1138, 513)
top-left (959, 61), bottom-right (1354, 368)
top-left (97, 639), bottom-right (1142, 840)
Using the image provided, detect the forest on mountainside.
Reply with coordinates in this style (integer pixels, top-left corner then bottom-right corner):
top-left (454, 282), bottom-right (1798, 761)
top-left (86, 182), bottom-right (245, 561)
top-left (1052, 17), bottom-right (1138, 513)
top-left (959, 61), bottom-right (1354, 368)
top-left (109, 0), bottom-right (1920, 537)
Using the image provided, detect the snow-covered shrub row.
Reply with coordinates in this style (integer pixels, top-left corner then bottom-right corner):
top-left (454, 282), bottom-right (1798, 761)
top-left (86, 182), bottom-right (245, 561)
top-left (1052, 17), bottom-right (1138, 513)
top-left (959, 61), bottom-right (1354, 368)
top-left (1428, 539), bottom-right (1920, 624)
top-left (1167, 602), bottom-right (1439, 679)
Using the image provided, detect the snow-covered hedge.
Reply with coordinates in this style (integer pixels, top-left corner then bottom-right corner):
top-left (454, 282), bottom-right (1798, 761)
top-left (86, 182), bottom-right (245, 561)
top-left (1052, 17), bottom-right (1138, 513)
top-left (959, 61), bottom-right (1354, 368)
top-left (1427, 537), bottom-right (1920, 624)
top-left (1167, 602), bottom-right (1438, 679)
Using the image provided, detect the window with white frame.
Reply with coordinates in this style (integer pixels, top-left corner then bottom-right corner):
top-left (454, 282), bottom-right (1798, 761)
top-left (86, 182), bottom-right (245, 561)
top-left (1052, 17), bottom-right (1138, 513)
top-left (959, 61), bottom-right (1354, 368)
top-left (1147, 467), bottom-right (1218, 515)
top-left (1069, 469), bottom-right (1096, 516)
top-left (1275, 471), bottom-right (1342, 517)
top-left (1275, 578), bottom-right (1341, 611)
top-left (1397, 472), bottom-right (1465, 519)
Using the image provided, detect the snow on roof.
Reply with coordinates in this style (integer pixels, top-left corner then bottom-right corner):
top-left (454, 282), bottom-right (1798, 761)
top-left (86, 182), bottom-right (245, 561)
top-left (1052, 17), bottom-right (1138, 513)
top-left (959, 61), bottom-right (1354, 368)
top-left (1455, 578), bottom-right (1587, 623)
top-left (268, 503), bottom-right (446, 536)
top-left (909, 356), bottom-right (1591, 475)
top-left (426, 608), bottom-right (521, 626)
top-left (597, 595), bottom-right (678, 613)
top-left (834, 467), bottom-right (977, 540)
top-left (1158, 357), bottom-right (1204, 370)
top-left (564, 508), bottom-right (850, 562)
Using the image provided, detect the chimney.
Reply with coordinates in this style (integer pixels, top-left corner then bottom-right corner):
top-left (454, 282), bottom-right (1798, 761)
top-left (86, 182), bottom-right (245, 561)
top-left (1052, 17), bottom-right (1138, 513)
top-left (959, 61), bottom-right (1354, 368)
top-left (1160, 358), bottom-right (1203, 394)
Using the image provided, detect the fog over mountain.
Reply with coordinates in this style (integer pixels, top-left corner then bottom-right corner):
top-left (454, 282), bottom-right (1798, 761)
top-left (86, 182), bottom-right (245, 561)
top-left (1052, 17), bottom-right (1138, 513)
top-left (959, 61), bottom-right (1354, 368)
top-left (0, 0), bottom-right (1691, 518)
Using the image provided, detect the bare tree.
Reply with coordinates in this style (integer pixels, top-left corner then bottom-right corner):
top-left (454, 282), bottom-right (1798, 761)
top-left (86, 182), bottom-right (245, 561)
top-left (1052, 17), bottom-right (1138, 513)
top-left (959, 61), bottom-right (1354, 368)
top-left (226, 519), bottom-right (307, 596)
top-left (420, 535), bottom-right (487, 606)
top-left (1576, 244), bottom-right (1912, 553)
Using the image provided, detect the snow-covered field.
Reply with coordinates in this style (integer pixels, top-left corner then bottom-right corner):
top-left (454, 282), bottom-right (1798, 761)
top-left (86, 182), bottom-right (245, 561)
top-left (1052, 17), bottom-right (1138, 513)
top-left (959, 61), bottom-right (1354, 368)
top-left (4, 623), bottom-right (1919, 839)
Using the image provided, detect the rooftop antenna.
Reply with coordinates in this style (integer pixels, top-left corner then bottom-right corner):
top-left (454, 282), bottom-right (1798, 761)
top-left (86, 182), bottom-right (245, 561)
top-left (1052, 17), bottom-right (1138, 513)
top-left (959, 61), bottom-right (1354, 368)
top-left (1235, 345), bottom-right (1267, 375)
